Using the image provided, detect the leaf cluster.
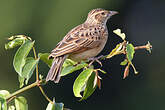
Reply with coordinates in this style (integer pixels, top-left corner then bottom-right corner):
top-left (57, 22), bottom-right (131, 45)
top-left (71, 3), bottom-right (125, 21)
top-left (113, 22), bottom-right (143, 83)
top-left (1, 29), bottom-right (152, 110)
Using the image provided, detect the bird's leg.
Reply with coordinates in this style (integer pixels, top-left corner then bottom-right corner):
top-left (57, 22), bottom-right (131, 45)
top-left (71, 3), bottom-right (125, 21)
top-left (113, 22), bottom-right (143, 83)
top-left (88, 55), bottom-right (104, 67)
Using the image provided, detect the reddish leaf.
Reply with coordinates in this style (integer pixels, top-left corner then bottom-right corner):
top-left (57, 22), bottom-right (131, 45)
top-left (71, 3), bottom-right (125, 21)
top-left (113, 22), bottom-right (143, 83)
top-left (123, 64), bottom-right (130, 79)
top-left (97, 76), bottom-right (101, 89)
top-left (95, 70), bottom-right (101, 89)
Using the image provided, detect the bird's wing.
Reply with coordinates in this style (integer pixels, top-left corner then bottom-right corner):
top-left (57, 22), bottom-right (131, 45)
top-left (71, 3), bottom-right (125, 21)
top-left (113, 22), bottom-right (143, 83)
top-left (49, 24), bottom-right (104, 58)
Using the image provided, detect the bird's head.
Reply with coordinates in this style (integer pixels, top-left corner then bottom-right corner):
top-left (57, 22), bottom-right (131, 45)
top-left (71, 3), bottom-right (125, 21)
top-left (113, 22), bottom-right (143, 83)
top-left (86, 8), bottom-right (118, 25)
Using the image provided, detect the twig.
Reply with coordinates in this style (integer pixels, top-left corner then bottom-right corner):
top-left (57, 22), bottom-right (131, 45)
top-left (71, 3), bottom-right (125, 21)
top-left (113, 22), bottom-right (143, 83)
top-left (134, 41), bottom-right (152, 52)
top-left (39, 86), bottom-right (53, 104)
top-left (32, 46), bottom-right (53, 104)
top-left (134, 45), bottom-right (147, 50)
top-left (7, 96), bottom-right (16, 104)
top-left (33, 47), bottom-right (39, 81)
top-left (100, 42), bottom-right (152, 60)
top-left (6, 80), bottom-right (42, 100)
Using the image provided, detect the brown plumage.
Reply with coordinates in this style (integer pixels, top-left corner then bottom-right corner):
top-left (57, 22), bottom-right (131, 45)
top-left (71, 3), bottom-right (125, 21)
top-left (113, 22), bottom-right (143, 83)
top-left (46, 8), bottom-right (118, 83)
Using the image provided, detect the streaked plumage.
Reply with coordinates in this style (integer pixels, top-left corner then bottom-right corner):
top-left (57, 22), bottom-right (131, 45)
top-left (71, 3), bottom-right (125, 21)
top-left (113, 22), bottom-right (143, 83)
top-left (46, 8), bottom-right (118, 83)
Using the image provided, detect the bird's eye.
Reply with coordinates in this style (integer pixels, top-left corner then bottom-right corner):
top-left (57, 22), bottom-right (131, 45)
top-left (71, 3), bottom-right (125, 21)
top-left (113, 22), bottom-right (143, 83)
top-left (101, 12), bottom-right (105, 15)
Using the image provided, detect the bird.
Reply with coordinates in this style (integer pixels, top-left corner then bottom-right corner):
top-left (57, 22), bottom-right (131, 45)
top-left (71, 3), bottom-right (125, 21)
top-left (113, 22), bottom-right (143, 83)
top-left (46, 8), bottom-right (118, 83)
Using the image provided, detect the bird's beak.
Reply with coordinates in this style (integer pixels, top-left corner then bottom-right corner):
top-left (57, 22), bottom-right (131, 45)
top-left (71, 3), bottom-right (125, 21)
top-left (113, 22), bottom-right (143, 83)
top-left (109, 11), bottom-right (118, 16)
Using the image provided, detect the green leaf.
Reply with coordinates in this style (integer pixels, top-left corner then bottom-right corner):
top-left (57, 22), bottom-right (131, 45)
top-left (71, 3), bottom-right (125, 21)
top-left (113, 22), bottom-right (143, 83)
top-left (120, 59), bottom-right (128, 66)
top-left (13, 40), bottom-right (34, 76)
top-left (81, 72), bottom-right (97, 100)
top-left (113, 29), bottom-right (126, 40)
top-left (55, 103), bottom-right (64, 110)
top-left (0, 90), bottom-right (10, 98)
top-left (73, 68), bottom-right (93, 98)
top-left (15, 96), bottom-right (28, 110)
top-left (107, 43), bottom-right (123, 58)
top-left (62, 59), bottom-right (77, 67)
top-left (69, 62), bottom-right (88, 73)
top-left (8, 105), bottom-right (15, 110)
top-left (61, 62), bottom-right (88, 76)
top-left (61, 66), bottom-right (74, 76)
top-left (126, 43), bottom-right (135, 62)
top-left (0, 96), bottom-right (7, 110)
top-left (5, 37), bottom-right (26, 50)
top-left (22, 57), bottom-right (39, 84)
top-left (18, 57), bottom-right (39, 87)
top-left (0, 90), bottom-right (9, 110)
top-left (7, 35), bottom-right (29, 41)
top-left (126, 44), bottom-right (138, 75)
top-left (38, 53), bottom-right (53, 67)
top-left (46, 102), bottom-right (55, 110)
top-left (97, 69), bottom-right (106, 74)
top-left (18, 76), bottom-right (25, 88)
top-left (39, 53), bottom-right (85, 76)
top-left (46, 102), bottom-right (64, 110)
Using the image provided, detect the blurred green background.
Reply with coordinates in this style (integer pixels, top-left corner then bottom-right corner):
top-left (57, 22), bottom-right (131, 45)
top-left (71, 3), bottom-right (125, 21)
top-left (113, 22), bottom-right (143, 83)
top-left (0, 0), bottom-right (165, 110)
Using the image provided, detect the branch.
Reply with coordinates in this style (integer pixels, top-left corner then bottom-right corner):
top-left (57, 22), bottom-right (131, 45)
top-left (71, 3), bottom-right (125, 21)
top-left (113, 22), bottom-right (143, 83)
top-left (6, 80), bottom-right (42, 100)
top-left (33, 47), bottom-right (39, 81)
top-left (104, 41), bottom-right (152, 60)
top-left (32, 46), bottom-right (53, 104)
top-left (134, 41), bottom-right (152, 52)
top-left (38, 86), bottom-right (53, 104)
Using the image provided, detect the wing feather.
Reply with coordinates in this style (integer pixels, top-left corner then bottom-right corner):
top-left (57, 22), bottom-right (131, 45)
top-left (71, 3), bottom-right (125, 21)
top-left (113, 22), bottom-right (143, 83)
top-left (49, 24), bottom-right (102, 58)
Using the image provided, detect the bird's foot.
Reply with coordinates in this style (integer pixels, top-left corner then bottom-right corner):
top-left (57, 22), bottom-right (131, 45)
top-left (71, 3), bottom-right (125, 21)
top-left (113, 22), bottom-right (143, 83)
top-left (88, 55), bottom-right (104, 67)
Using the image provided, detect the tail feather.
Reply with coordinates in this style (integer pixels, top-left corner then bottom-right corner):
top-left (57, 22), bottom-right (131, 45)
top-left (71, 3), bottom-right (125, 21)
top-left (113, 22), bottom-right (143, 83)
top-left (46, 55), bottom-right (67, 83)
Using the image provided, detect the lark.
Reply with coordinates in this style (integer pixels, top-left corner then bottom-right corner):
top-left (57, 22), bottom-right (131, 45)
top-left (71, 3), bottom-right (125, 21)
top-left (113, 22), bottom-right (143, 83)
top-left (46, 8), bottom-right (118, 83)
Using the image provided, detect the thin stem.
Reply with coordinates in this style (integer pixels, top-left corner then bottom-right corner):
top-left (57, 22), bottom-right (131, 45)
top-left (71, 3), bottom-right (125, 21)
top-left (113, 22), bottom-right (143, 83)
top-left (101, 44), bottom-right (152, 60)
top-left (32, 46), bottom-right (53, 103)
top-left (134, 42), bottom-right (152, 52)
top-left (6, 81), bottom-right (41, 100)
top-left (38, 86), bottom-right (53, 104)
top-left (6, 46), bottom-right (53, 103)
top-left (7, 96), bottom-right (16, 104)
top-left (134, 45), bottom-right (147, 50)
top-left (33, 47), bottom-right (39, 81)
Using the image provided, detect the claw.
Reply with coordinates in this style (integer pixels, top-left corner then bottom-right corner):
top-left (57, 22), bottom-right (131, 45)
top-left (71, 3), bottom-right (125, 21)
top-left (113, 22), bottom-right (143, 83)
top-left (88, 55), bottom-right (103, 67)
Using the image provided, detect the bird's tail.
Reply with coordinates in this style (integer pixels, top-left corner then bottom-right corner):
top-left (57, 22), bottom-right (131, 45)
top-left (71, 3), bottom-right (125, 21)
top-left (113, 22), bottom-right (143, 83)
top-left (46, 55), bottom-right (67, 83)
